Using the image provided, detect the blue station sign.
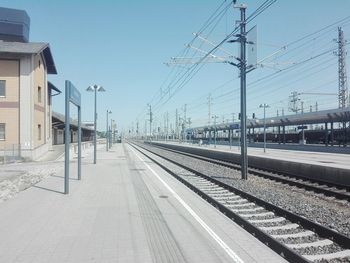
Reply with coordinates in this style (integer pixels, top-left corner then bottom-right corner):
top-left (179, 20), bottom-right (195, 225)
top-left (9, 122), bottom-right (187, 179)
top-left (297, 125), bottom-right (308, 130)
top-left (66, 80), bottom-right (81, 107)
top-left (230, 124), bottom-right (240, 129)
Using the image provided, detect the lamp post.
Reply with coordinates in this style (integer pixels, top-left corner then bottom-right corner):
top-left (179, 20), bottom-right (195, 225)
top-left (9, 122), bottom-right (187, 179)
top-left (106, 110), bottom-right (112, 151)
top-left (230, 113), bottom-right (235, 150)
top-left (111, 121), bottom-right (113, 147)
top-left (212, 115), bottom-right (218, 148)
top-left (147, 104), bottom-right (153, 141)
top-left (110, 119), bottom-right (114, 148)
top-left (259, 103), bottom-right (270, 153)
top-left (86, 85), bottom-right (105, 164)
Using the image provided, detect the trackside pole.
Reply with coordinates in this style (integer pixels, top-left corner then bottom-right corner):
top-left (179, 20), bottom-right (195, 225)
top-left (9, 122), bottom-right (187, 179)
top-left (64, 81), bottom-right (70, 194)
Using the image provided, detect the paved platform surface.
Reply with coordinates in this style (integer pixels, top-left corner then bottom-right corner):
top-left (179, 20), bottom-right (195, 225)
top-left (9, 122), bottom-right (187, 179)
top-left (157, 141), bottom-right (350, 170)
top-left (36, 144), bottom-right (66, 162)
top-left (36, 141), bottom-right (95, 162)
top-left (0, 143), bottom-right (286, 263)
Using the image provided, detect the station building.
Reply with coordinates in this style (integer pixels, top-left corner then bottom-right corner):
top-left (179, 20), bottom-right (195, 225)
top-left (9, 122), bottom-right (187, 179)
top-left (0, 7), bottom-right (59, 160)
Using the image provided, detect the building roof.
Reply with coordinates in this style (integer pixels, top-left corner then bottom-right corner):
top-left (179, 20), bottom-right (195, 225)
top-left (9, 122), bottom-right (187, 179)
top-left (52, 111), bottom-right (94, 131)
top-left (0, 41), bottom-right (57, 74)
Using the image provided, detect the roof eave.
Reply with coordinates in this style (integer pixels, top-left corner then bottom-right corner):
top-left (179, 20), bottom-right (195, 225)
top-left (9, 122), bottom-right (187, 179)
top-left (48, 81), bottom-right (61, 94)
top-left (43, 45), bottom-right (57, 74)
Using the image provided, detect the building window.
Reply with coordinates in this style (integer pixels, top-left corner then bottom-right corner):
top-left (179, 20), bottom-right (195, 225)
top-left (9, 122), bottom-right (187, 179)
top-left (38, 124), bottom-right (41, 140)
top-left (0, 80), bottom-right (5, 97)
top-left (38, 86), bottom-right (42, 103)
top-left (0, 123), bottom-right (5, 140)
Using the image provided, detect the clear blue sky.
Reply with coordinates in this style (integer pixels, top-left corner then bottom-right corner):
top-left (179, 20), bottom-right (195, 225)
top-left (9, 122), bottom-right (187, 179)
top-left (2, 0), bottom-right (350, 133)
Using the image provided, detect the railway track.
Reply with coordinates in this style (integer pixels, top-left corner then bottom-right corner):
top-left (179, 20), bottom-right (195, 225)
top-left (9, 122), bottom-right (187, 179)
top-left (147, 142), bottom-right (350, 202)
top-left (129, 141), bottom-right (350, 263)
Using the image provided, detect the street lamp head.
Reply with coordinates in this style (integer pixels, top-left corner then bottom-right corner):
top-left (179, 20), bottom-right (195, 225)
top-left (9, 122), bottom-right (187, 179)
top-left (86, 85), bottom-right (105, 92)
top-left (260, 103), bottom-right (270, 108)
top-left (107, 110), bottom-right (112, 114)
top-left (97, 86), bottom-right (105, 92)
top-left (86, 86), bottom-right (94, 92)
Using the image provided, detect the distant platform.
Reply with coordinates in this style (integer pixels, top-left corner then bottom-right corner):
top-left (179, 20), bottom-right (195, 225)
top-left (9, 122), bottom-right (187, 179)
top-left (155, 140), bottom-right (350, 170)
top-left (149, 140), bottom-right (350, 187)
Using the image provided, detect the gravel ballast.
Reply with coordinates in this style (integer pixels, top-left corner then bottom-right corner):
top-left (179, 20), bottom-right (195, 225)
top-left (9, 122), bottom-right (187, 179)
top-left (0, 162), bottom-right (63, 202)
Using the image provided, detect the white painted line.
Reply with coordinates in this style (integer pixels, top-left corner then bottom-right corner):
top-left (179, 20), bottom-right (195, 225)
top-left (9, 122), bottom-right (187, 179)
top-left (129, 146), bottom-right (245, 263)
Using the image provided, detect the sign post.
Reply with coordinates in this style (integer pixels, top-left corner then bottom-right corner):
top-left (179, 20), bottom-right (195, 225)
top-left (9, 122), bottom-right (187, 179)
top-left (65, 80), bottom-right (81, 194)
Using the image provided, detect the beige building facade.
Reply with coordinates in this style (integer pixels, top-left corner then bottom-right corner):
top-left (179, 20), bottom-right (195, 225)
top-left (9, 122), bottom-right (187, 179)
top-left (0, 41), bottom-right (57, 160)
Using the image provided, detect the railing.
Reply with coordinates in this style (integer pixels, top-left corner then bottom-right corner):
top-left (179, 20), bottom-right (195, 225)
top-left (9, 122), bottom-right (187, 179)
top-left (1, 144), bottom-right (22, 164)
top-left (71, 141), bottom-right (93, 155)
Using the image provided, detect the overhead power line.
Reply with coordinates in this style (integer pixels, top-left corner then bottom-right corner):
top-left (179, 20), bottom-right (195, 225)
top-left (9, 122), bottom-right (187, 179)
top-left (152, 0), bottom-right (277, 115)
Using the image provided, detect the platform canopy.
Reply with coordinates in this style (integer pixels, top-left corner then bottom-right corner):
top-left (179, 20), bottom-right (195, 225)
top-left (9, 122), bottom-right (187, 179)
top-left (192, 107), bottom-right (350, 132)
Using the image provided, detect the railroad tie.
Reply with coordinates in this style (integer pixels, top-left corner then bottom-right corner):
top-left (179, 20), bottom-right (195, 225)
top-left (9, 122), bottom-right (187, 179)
top-left (238, 211), bottom-right (273, 218)
top-left (226, 202), bottom-right (255, 208)
top-left (226, 199), bottom-right (248, 205)
top-left (248, 217), bottom-right (286, 224)
top-left (285, 239), bottom-right (333, 249)
top-left (260, 223), bottom-right (299, 231)
top-left (270, 230), bottom-right (314, 239)
top-left (231, 207), bottom-right (265, 213)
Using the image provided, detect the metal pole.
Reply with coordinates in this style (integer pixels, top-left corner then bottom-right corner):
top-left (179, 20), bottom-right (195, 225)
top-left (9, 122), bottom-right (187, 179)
top-left (239, 6), bottom-right (248, 180)
top-left (263, 105), bottom-right (266, 153)
top-left (208, 96), bottom-right (212, 145)
top-left (64, 81), bottom-right (70, 194)
top-left (166, 112), bottom-right (169, 142)
top-left (175, 108), bottom-right (178, 141)
top-left (149, 104), bottom-right (152, 141)
top-left (106, 110), bottom-right (109, 151)
top-left (238, 129), bottom-right (240, 150)
top-left (209, 130), bottom-right (212, 145)
top-left (78, 105), bottom-right (81, 180)
top-left (214, 117), bottom-right (217, 148)
top-left (93, 88), bottom-right (97, 164)
top-left (331, 122), bottom-right (334, 146)
top-left (228, 129), bottom-right (232, 150)
top-left (184, 104), bottom-right (187, 143)
top-left (231, 113), bottom-right (235, 150)
top-left (325, 122), bottom-right (328, 146)
top-left (109, 126), bottom-right (112, 149)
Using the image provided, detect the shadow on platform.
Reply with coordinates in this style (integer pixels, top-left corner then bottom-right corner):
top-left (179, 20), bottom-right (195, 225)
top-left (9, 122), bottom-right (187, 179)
top-left (33, 185), bottom-right (64, 194)
top-left (51, 174), bottom-right (79, 181)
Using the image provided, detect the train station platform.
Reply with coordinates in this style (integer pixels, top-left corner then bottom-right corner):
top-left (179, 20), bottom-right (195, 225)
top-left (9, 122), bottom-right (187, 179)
top-left (0, 143), bottom-right (286, 263)
top-left (156, 140), bottom-right (350, 171)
